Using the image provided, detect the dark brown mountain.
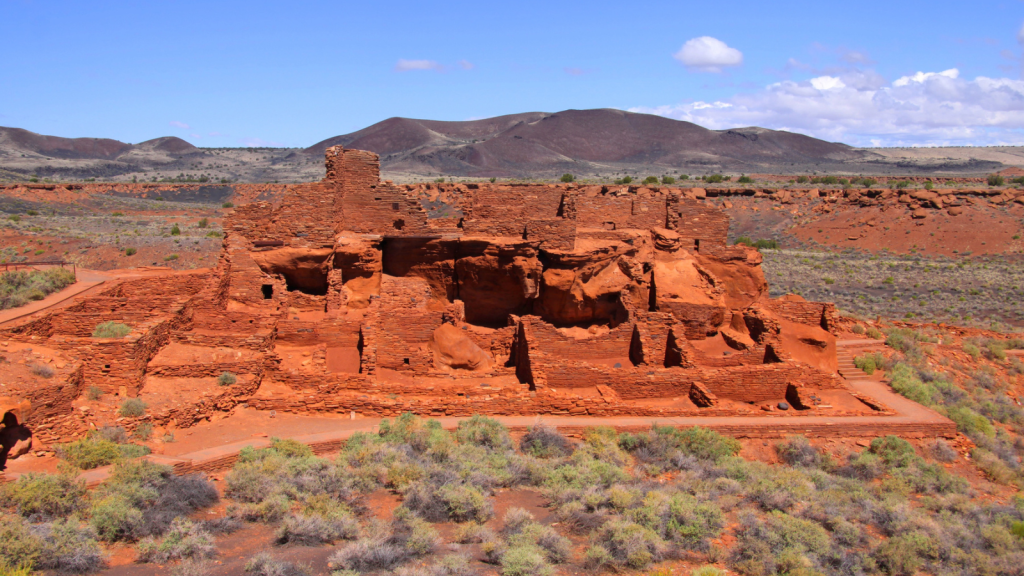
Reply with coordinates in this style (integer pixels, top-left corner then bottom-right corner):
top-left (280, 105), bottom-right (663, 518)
top-left (303, 109), bottom-right (880, 176)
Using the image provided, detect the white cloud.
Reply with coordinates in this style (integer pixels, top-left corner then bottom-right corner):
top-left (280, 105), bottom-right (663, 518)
top-left (395, 59), bottom-right (443, 72)
top-left (809, 76), bottom-right (845, 90)
top-left (458, 60), bottom-right (474, 70)
top-left (673, 37), bottom-right (743, 73)
top-left (630, 68), bottom-right (1024, 146)
top-left (1018, 22), bottom-right (1024, 44)
top-left (892, 68), bottom-right (958, 87)
top-left (169, 120), bottom-right (190, 129)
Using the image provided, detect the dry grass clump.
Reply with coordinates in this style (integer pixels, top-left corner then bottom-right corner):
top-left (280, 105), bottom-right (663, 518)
top-left (0, 268), bottom-right (75, 310)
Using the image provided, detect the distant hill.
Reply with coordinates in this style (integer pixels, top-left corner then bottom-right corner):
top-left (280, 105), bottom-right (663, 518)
top-left (0, 110), bottom-right (1013, 183)
top-left (303, 109), bottom-right (878, 177)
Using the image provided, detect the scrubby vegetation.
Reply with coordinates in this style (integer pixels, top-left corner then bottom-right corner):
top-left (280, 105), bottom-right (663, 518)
top-left (92, 320), bottom-right (131, 338)
top-left (4, 406), bottom-right (1024, 574)
top-left (0, 267), bottom-right (75, 309)
top-left (762, 250), bottom-right (1024, 327)
top-left (55, 428), bottom-right (150, 469)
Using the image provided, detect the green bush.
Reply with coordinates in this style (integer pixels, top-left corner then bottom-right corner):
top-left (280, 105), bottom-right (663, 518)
top-left (643, 176), bottom-right (659, 185)
top-left (0, 471), bottom-right (87, 519)
top-left (705, 174), bottom-right (725, 183)
top-left (33, 518), bottom-right (104, 573)
top-left (559, 174), bottom-right (574, 183)
top-left (137, 518), bottom-right (215, 562)
top-left (0, 514), bottom-right (42, 570)
top-left (56, 434), bottom-right (150, 469)
top-left (455, 414), bottom-right (512, 450)
top-left (964, 343), bottom-right (981, 359)
top-left (92, 321), bottom-right (131, 338)
top-left (218, 371), bottom-right (237, 386)
top-left (854, 352), bottom-right (885, 375)
top-left (0, 268), bottom-right (76, 310)
top-left (988, 174), bottom-right (1005, 186)
top-left (796, 175), bottom-right (809, 183)
top-left (197, 218), bottom-right (209, 229)
top-left (124, 247), bottom-right (137, 256)
top-left (737, 175), bottom-right (754, 183)
top-left (661, 176), bottom-right (676, 184)
top-left (119, 398), bottom-right (147, 418)
top-left (222, 201), bottom-right (234, 208)
top-left (866, 327), bottom-right (884, 339)
top-left (164, 253), bottom-right (179, 261)
top-left (592, 519), bottom-right (667, 569)
top-left (86, 385), bottom-right (103, 400)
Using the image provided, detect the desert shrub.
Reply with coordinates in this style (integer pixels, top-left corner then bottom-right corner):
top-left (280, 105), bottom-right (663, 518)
top-left (499, 545), bottom-right (554, 576)
top-left (637, 425), bottom-right (740, 464)
top-left (776, 435), bottom-right (823, 468)
top-left (90, 460), bottom-right (218, 541)
top-left (591, 519), bottom-right (668, 570)
top-left (245, 552), bottom-right (308, 576)
top-left (137, 518), bottom-right (215, 562)
top-left (394, 553), bottom-right (472, 576)
top-left (92, 320), bottom-right (131, 338)
top-left (691, 566), bottom-right (726, 576)
top-left (866, 326), bottom-right (883, 339)
top-left (731, 511), bottom-right (832, 576)
top-left (520, 423), bottom-right (573, 458)
top-left (737, 175), bottom-right (754, 183)
top-left (989, 174), bottom-right (1006, 186)
top-left (0, 470), bottom-right (87, 520)
top-left (872, 531), bottom-right (936, 575)
top-left (164, 253), bottom-right (179, 261)
top-left (0, 514), bottom-right (42, 570)
top-left (218, 371), bottom-right (237, 386)
top-left (328, 510), bottom-right (439, 572)
top-left (32, 518), bottom-right (105, 574)
top-left (222, 201), bottom-right (234, 208)
top-left (30, 363), bottom-right (54, 378)
top-left (133, 422), bottom-right (153, 441)
top-left (96, 425), bottom-right (128, 443)
top-left (796, 175), bottom-right (810, 183)
top-left (560, 174), bottom-right (574, 183)
top-left (276, 495), bottom-right (359, 545)
top-left (455, 414), bottom-right (513, 450)
top-left (643, 176), bottom-right (659, 185)
top-left (928, 438), bottom-right (958, 462)
top-left (197, 218), bottom-right (209, 228)
top-left (124, 247), bottom-right (137, 256)
top-left (0, 268), bottom-right (76, 310)
top-left (705, 174), bottom-right (725, 183)
top-left (629, 490), bottom-right (723, 551)
top-left (56, 434), bottom-right (149, 469)
top-left (119, 398), bottom-right (147, 417)
top-left (616, 176), bottom-right (633, 184)
top-left (662, 176), bottom-right (676, 184)
top-left (964, 343), bottom-right (981, 359)
top-left (403, 481), bottom-right (493, 523)
top-left (170, 224), bottom-right (181, 235)
top-left (851, 324), bottom-right (865, 334)
top-left (86, 385), bottom-right (103, 400)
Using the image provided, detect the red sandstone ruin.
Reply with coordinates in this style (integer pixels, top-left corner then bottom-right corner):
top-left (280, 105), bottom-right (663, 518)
top-left (1, 146), bottom-right (906, 445)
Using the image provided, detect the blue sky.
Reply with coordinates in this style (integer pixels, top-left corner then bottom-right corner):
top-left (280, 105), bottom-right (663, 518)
top-left (2, 0), bottom-right (1024, 148)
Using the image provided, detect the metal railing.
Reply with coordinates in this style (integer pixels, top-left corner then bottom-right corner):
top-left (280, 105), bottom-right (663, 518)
top-left (0, 261), bottom-right (76, 275)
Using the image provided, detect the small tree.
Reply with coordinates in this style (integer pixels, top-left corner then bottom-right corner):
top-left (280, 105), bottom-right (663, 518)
top-left (560, 174), bottom-right (575, 183)
top-left (737, 175), bottom-right (753, 184)
top-left (988, 174), bottom-right (1005, 186)
top-left (642, 176), bottom-right (659, 185)
top-left (661, 175), bottom-right (676, 184)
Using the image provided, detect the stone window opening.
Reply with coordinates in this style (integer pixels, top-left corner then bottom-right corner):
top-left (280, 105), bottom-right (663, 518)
top-left (391, 202), bottom-right (400, 211)
top-left (403, 358), bottom-right (410, 365)
top-left (261, 284), bottom-right (274, 300)
top-left (393, 219), bottom-right (405, 230)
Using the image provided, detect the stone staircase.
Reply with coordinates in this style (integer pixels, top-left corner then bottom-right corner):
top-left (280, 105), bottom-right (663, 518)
top-left (837, 339), bottom-right (887, 381)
